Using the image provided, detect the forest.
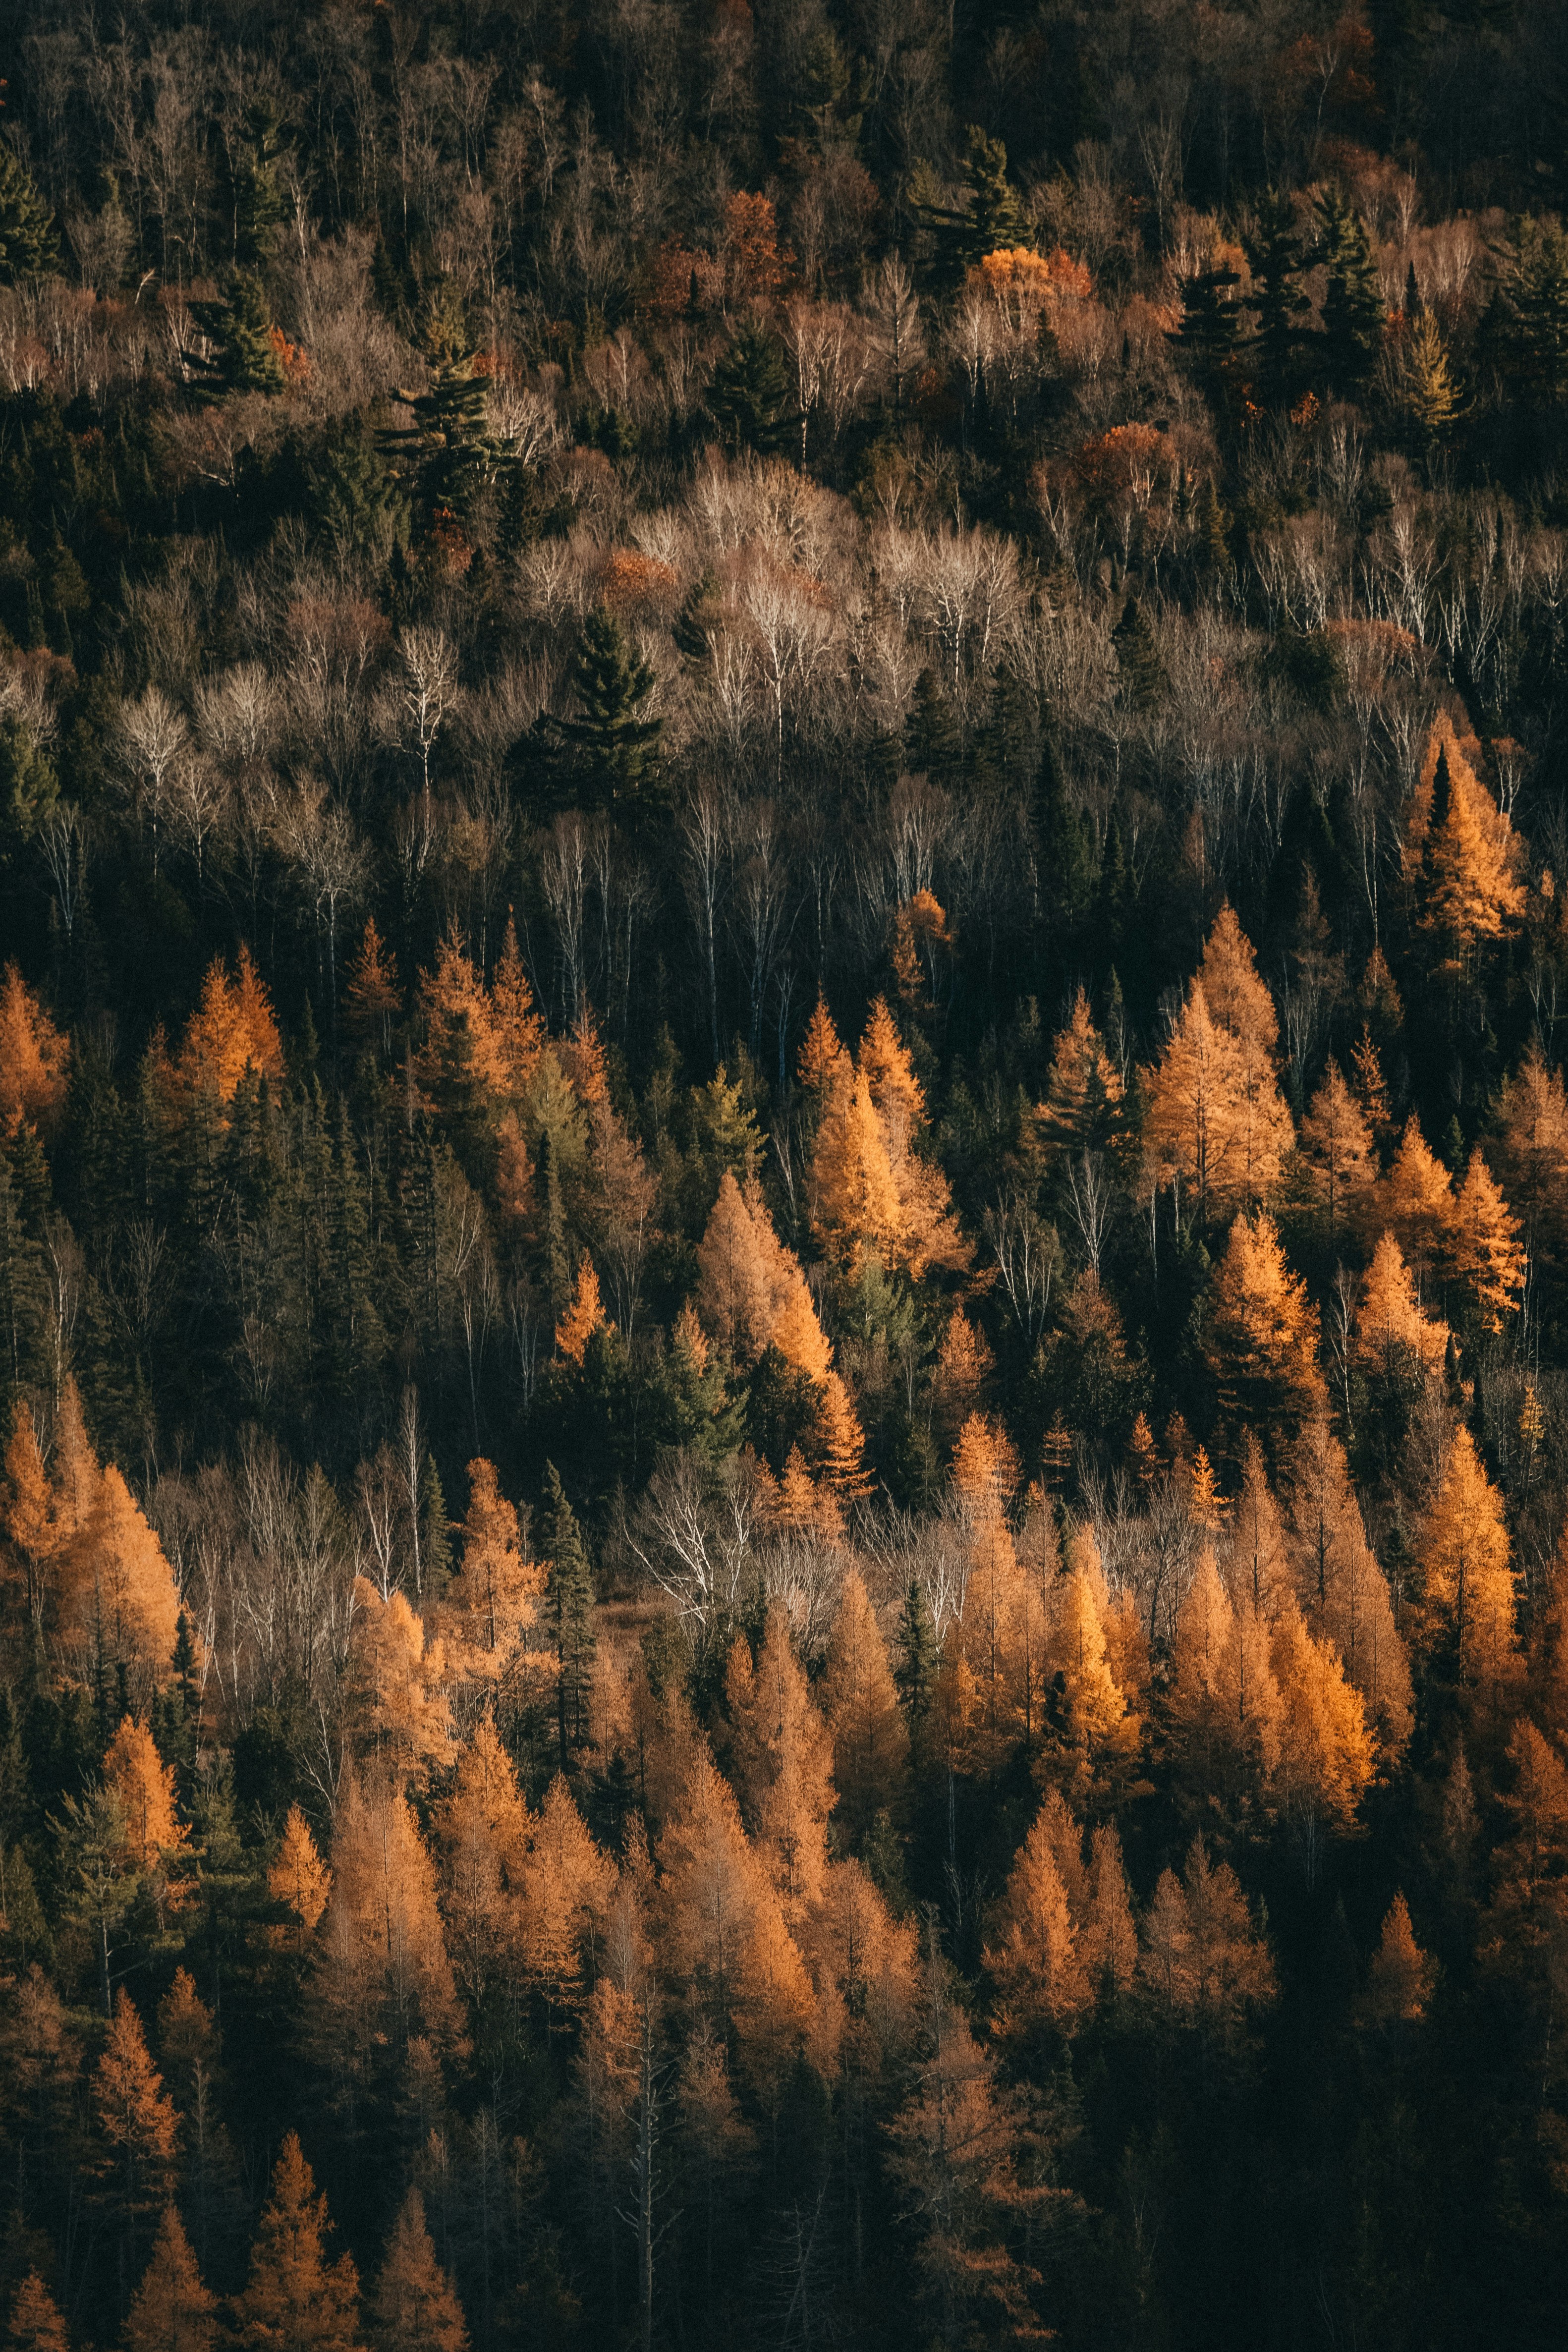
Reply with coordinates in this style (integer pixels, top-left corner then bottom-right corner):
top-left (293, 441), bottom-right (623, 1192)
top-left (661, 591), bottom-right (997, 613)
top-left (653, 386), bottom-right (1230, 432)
top-left (4, 0), bottom-right (1568, 2346)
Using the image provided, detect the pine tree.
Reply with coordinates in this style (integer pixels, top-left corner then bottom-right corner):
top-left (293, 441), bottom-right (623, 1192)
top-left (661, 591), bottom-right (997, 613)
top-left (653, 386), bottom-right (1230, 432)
top-left (894, 1577), bottom-right (939, 1755)
top-left (912, 125), bottom-right (1027, 283)
top-left (556, 609), bottom-right (663, 815)
top-left (984, 1798), bottom-right (1085, 2036)
top-left (186, 273), bottom-right (286, 398)
top-left (1245, 188), bottom-right (1311, 408)
top-left (103, 1716), bottom-right (187, 1875)
top-left (1298, 1061), bottom-right (1377, 1246)
top-left (1205, 1209), bottom-right (1326, 1449)
top-left (1169, 263), bottom-right (1249, 422)
top-left (233, 2133), bottom-right (364, 2352)
top-left (0, 148), bottom-right (60, 285)
top-left (0, 963), bottom-right (70, 1140)
top-left (1111, 596), bottom-right (1166, 707)
top-left (1034, 990), bottom-right (1124, 1164)
top-left (370, 2189), bottom-right (468, 2352)
top-left (1315, 186), bottom-right (1385, 394)
top-left (233, 99), bottom-right (288, 266)
top-left (1030, 738), bottom-right (1097, 947)
top-left (1355, 1230), bottom-right (1449, 1379)
top-left (706, 321), bottom-right (796, 455)
top-left (543, 1462), bottom-right (596, 1771)
top-left (124, 2204), bottom-right (219, 2352)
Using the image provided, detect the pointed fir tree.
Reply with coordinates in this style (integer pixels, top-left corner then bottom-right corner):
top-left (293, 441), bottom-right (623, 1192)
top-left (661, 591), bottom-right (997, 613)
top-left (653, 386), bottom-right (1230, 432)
top-left (894, 1575), bottom-right (939, 1755)
top-left (1246, 189), bottom-right (1312, 409)
top-left (706, 322), bottom-right (796, 457)
top-left (1315, 187), bottom-right (1385, 395)
top-left (556, 608), bottom-right (663, 817)
top-left (185, 272), bottom-right (285, 398)
top-left (542, 1460), bottom-right (596, 1772)
top-left (0, 148), bottom-right (60, 286)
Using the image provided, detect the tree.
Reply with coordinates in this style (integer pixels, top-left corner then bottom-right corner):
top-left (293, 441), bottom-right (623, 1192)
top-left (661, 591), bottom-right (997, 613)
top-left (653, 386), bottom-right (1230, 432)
top-left (1315, 186), bottom-right (1384, 393)
top-left (124, 2205), bottom-right (219, 2352)
top-left (885, 1938), bottom-right (1052, 2346)
top-left (894, 1577), bottom-right (939, 1755)
top-left (0, 716), bottom-right (59, 857)
top-left (1138, 1836), bottom-right (1276, 2047)
top-left (1170, 263), bottom-right (1250, 422)
top-left (177, 947), bottom-right (285, 1105)
top-left (0, 964), bottom-right (69, 1140)
top-left (1205, 1210), bottom-right (1326, 1450)
top-left (93, 1990), bottom-right (180, 2241)
top-left (1398, 315), bottom-right (1462, 462)
top-left (1034, 991), bottom-right (1124, 1165)
top-left (1297, 1062), bottom-right (1376, 1247)
top-left (0, 149), bottom-right (60, 285)
top-left (369, 2190), bottom-right (468, 2352)
top-left (348, 1581), bottom-right (454, 1786)
top-left (444, 1460), bottom-right (544, 1676)
top-left (1402, 719), bottom-right (1525, 971)
top-left (1245, 188), bottom-right (1311, 407)
top-left (556, 608), bottom-right (663, 817)
top-left (1451, 1150), bottom-right (1524, 1331)
top-left (1359, 1893), bottom-right (1434, 2024)
top-left (433, 1714), bottom-right (530, 2011)
top-left (103, 1716), bottom-right (187, 1876)
top-left (543, 1463), bottom-right (596, 1769)
top-left (1381, 1117), bottom-right (1454, 1277)
top-left (1416, 1426), bottom-right (1517, 1687)
top-left (233, 2132), bottom-right (364, 2352)
top-left (5, 2278), bottom-right (67, 2352)
top-left (725, 1607), bottom-right (835, 1921)
top-left (984, 1797), bottom-right (1085, 2036)
top-left (1355, 1229), bottom-right (1449, 1381)
top-left (269, 1806), bottom-right (332, 1946)
top-left (1142, 980), bottom-right (1292, 1225)
top-left (913, 126), bottom-right (1028, 283)
top-left (820, 1570), bottom-right (909, 1844)
top-left (706, 323), bottom-right (796, 455)
top-left (185, 273), bottom-right (287, 398)
top-left (811, 1370), bottom-right (873, 1500)
top-left (1270, 1604), bottom-right (1375, 1849)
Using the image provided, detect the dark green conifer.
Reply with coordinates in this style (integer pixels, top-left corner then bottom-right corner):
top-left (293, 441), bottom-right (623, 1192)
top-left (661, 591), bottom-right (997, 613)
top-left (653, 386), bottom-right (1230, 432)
top-left (186, 272), bottom-right (286, 398)
top-left (893, 1576), bottom-right (938, 1753)
top-left (0, 147), bottom-right (59, 285)
top-left (1315, 187), bottom-right (1385, 395)
top-left (706, 323), bottom-right (796, 457)
top-left (556, 608), bottom-right (663, 816)
top-left (543, 1461), bottom-right (597, 1771)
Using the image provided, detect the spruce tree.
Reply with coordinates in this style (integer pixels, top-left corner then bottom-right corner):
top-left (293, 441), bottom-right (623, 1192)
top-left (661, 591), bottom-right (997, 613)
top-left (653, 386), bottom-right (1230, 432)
top-left (1315, 187), bottom-right (1385, 395)
top-left (1170, 265), bottom-right (1249, 422)
top-left (706, 322), bottom-right (796, 456)
top-left (1246, 190), bottom-right (1312, 409)
top-left (543, 1460), bottom-right (597, 1771)
top-left (1112, 597), bottom-right (1167, 707)
top-left (233, 99), bottom-right (288, 266)
top-left (893, 1575), bottom-right (938, 1751)
top-left (0, 147), bottom-right (59, 285)
top-left (556, 607), bottom-right (663, 816)
top-left (913, 126), bottom-right (1027, 283)
top-left (185, 272), bottom-right (285, 398)
top-left (1031, 734), bottom-right (1097, 947)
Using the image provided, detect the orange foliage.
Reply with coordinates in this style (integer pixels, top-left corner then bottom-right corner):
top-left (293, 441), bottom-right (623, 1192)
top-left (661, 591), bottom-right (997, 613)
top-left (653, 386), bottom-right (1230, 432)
top-left (125, 2205), bottom-right (218, 2352)
top-left (371, 2190), bottom-right (468, 2352)
top-left (313, 1770), bottom-right (465, 2068)
top-left (1206, 1209), bottom-right (1325, 1441)
top-left (1452, 1149), bottom-right (1524, 1329)
top-left (820, 1570), bottom-right (908, 1841)
top-left (0, 963), bottom-right (69, 1140)
top-left (1035, 988), bottom-right (1124, 1162)
top-left (1355, 1230), bottom-right (1448, 1377)
top-left (1402, 712), bottom-right (1525, 957)
top-left (554, 1258), bottom-right (608, 1364)
top-left (176, 945), bottom-right (284, 1104)
top-left (349, 1578), bottom-right (454, 1784)
top-left (443, 1459), bottom-right (545, 1675)
top-left (1380, 1116), bottom-right (1453, 1275)
top-left (104, 1715), bottom-right (188, 1875)
top-left (233, 2133), bottom-right (363, 2352)
top-left (1417, 1426), bottom-right (1517, 1687)
top-left (269, 1804), bottom-right (332, 1942)
top-left (1360, 1892), bottom-right (1433, 2023)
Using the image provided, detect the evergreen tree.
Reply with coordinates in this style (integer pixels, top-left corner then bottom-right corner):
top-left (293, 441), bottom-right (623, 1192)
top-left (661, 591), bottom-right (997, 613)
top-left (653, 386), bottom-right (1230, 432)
top-left (0, 717), bottom-right (58, 858)
top-left (1031, 733), bottom-right (1097, 946)
top-left (0, 148), bottom-right (59, 285)
top-left (894, 1575), bottom-right (938, 1753)
top-left (185, 273), bottom-right (285, 398)
top-left (556, 608), bottom-right (663, 816)
top-left (542, 1460), bottom-right (596, 1771)
top-left (1315, 187), bottom-right (1385, 395)
top-left (1112, 596), bottom-right (1167, 706)
top-left (1170, 264), bottom-right (1249, 421)
top-left (706, 323), bottom-right (796, 456)
top-left (1246, 189), bottom-right (1312, 408)
top-left (233, 100), bottom-right (288, 266)
top-left (913, 126), bottom-right (1027, 283)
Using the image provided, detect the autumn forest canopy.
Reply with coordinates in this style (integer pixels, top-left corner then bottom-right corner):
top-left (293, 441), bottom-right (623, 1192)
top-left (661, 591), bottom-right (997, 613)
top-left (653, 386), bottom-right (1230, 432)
top-left (10, 0), bottom-right (1568, 2348)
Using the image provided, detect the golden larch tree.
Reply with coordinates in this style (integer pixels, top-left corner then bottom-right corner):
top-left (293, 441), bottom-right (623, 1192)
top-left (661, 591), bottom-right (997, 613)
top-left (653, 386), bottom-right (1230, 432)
top-left (1298, 1060), bottom-right (1377, 1246)
top-left (6, 2277), bottom-right (68, 2352)
top-left (269, 1806), bottom-right (332, 1946)
top-left (124, 2204), bottom-right (219, 2352)
top-left (442, 1459), bottom-right (545, 1679)
top-left (311, 1771), bottom-right (465, 2088)
top-left (0, 964), bottom-right (69, 1140)
top-left (1494, 1040), bottom-right (1568, 1275)
top-left (369, 2189), bottom-right (468, 2352)
top-left (103, 1717), bottom-right (187, 1877)
top-left (433, 1715), bottom-right (531, 2008)
top-left (725, 1608), bottom-right (836, 1921)
top-left (1402, 714), bottom-right (1525, 966)
top-left (984, 1800), bottom-right (1086, 2037)
top-left (1224, 1433), bottom-right (1292, 1620)
top-left (1270, 1604), bottom-right (1375, 1838)
top-left (1359, 1892), bottom-right (1434, 2024)
top-left (1138, 1836), bottom-right (1276, 2045)
top-left (1078, 1823), bottom-right (1138, 2006)
top-left (819, 1570), bottom-right (908, 1844)
top-left (1141, 981), bottom-right (1292, 1224)
top-left (348, 1580), bottom-right (454, 1786)
top-left (1355, 1230), bottom-right (1449, 1380)
top-left (92, 1990), bottom-right (179, 2220)
top-left (1416, 1425), bottom-right (1517, 1686)
top-left (1451, 1148), bottom-right (1525, 1331)
top-left (1047, 1525), bottom-right (1138, 1792)
top-left (176, 946), bottom-right (284, 1104)
top-left (1380, 1116), bottom-right (1454, 1277)
top-left (517, 1773), bottom-right (617, 2016)
top-left (1033, 988), bottom-right (1125, 1163)
top-left (232, 2132), bottom-right (364, 2352)
top-left (811, 1370), bottom-right (873, 1500)
top-left (1205, 1209), bottom-right (1325, 1449)
top-left (554, 1259), bottom-right (608, 1365)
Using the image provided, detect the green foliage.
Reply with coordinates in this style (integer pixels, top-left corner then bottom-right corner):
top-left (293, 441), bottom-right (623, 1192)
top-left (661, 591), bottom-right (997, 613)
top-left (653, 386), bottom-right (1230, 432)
top-left (556, 606), bottom-right (664, 816)
top-left (706, 322), bottom-right (796, 456)
top-left (543, 1460), bottom-right (597, 1767)
top-left (1315, 186), bottom-right (1385, 395)
top-left (0, 146), bottom-right (59, 285)
top-left (912, 125), bottom-right (1027, 283)
top-left (186, 271), bottom-right (286, 398)
top-left (0, 714), bottom-right (57, 855)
